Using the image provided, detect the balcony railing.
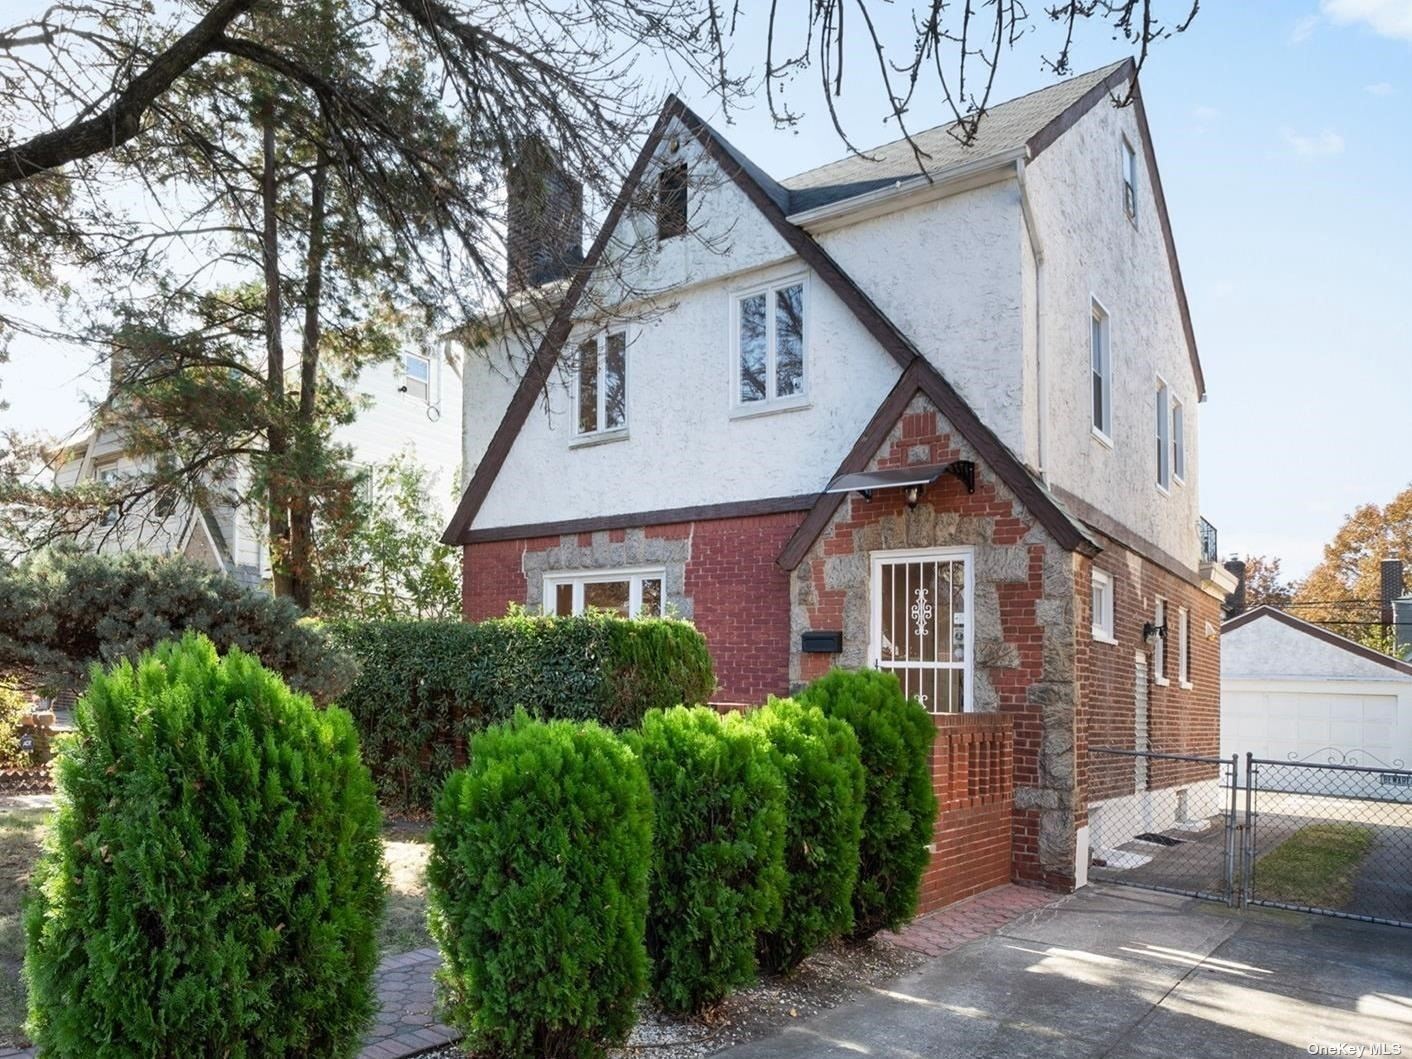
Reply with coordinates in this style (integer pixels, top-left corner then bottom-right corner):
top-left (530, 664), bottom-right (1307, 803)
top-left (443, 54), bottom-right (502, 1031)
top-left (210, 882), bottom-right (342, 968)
top-left (1198, 517), bottom-right (1218, 565)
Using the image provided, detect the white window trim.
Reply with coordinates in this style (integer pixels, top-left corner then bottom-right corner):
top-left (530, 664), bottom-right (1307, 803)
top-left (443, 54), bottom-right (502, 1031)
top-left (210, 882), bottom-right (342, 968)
top-left (1177, 606), bottom-right (1192, 688)
top-left (1090, 296), bottom-right (1113, 445)
top-left (1171, 397), bottom-right (1185, 485)
top-left (867, 545), bottom-right (975, 714)
top-left (1091, 569), bottom-right (1117, 644)
top-left (572, 328), bottom-right (630, 440)
top-left (1155, 373), bottom-right (1171, 495)
top-left (729, 272), bottom-right (810, 415)
top-left (1121, 136), bottom-right (1139, 225)
top-left (403, 350), bottom-right (432, 402)
top-left (543, 566), bottom-right (665, 617)
top-left (1153, 597), bottom-right (1169, 686)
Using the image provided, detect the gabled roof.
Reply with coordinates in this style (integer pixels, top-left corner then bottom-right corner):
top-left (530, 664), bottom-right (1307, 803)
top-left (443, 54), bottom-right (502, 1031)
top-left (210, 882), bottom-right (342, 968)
top-left (442, 61), bottom-right (1191, 545)
top-left (1222, 605), bottom-right (1412, 678)
top-left (782, 61), bottom-right (1128, 213)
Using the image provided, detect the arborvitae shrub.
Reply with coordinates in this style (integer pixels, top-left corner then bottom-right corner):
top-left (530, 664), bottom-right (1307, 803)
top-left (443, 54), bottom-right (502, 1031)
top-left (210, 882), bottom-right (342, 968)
top-left (799, 669), bottom-right (938, 938)
top-left (747, 697), bottom-right (865, 973)
top-left (330, 613), bottom-right (715, 812)
top-left (428, 714), bottom-right (652, 1059)
top-left (628, 706), bottom-right (786, 1013)
top-left (23, 634), bottom-right (385, 1057)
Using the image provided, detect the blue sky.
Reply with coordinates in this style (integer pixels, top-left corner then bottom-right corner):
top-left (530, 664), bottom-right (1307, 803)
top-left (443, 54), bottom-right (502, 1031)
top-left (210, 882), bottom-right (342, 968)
top-left (3, 0), bottom-right (1409, 577)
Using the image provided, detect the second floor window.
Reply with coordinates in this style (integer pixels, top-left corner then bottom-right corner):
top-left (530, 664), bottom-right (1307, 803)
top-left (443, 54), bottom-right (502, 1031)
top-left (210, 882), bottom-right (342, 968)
top-left (1155, 377), bottom-right (1171, 491)
top-left (1090, 300), bottom-right (1111, 439)
top-left (736, 279), bottom-right (805, 407)
top-left (403, 351), bottom-right (431, 401)
top-left (658, 162), bottom-right (688, 240)
top-left (1172, 398), bottom-right (1185, 482)
top-left (577, 331), bottom-right (627, 435)
top-left (1122, 137), bottom-right (1138, 221)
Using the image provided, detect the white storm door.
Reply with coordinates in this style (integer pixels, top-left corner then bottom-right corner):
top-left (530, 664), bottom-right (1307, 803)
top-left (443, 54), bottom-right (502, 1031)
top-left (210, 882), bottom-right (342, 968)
top-left (869, 547), bottom-right (974, 714)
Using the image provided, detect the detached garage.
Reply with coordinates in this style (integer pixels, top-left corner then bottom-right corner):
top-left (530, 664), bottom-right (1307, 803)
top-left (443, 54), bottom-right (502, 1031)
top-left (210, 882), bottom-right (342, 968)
top-left (1222, 606), bottom-right (1412, 789)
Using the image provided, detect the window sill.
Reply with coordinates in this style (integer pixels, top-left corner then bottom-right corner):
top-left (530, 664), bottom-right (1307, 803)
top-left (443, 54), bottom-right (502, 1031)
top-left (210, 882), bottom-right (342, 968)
top-left (1173, 474), bottom-right (1185, 488)
top-left (1154, 675), bottom-right (1171, 687)
top-left (1091, 427), bottom-right (1114, 450)
top-left (1091, 631), bottom-right (1119, 646)
top-left (1180, 680), bottom-right (1194, 691)
top-left (1156, 483), bottom-right (1171, 498)
top-left (730, 397), bottom-right (811, 421)
top-left (570, 429), bottom-right (629, 449)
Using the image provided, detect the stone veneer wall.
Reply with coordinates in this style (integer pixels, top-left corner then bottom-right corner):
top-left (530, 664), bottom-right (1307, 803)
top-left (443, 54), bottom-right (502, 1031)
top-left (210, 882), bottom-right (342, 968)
top-left (790, 395), bottom-right (1083, 887)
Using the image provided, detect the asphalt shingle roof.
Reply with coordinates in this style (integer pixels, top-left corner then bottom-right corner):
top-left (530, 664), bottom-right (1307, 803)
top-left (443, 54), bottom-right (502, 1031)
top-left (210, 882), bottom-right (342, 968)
top-left (779, 61), bottom-right (1128, 214)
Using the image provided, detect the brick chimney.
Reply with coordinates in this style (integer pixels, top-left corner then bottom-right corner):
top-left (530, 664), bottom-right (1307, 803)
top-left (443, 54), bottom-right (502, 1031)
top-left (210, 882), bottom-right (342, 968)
top-left (505, 139), bottom-right (583, 295)
top-left (1222, 556), bottom-right (1247, 619)
top-left (1380, 557), bottom-right (1404, 631)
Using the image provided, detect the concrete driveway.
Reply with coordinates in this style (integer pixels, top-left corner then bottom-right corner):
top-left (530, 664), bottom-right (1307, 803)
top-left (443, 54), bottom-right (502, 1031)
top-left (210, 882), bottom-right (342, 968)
top-left (716, 885), bottom-right (1412, 1058)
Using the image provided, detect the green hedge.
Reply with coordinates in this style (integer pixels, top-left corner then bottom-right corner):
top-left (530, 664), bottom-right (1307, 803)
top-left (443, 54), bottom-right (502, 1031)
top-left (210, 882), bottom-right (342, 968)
top-left (747, 697), bottom-right (866, 974)
top-left (627, 706), bottom-right (786, 1014)
top-left (428, 714), bottom-right (652, 1058)
top-left (330, 613), bottom-right (714, 812)
top-left (24, 634), bottom-right (384, 1057)
top-left (799, 669), bottom-right (938, 938)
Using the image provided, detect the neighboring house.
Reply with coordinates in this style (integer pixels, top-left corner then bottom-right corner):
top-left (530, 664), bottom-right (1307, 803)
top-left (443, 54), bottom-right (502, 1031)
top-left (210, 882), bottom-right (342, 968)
top-left (444, 60), bottom-right (1238, 903)
top-left (1222, 606), bottom-right (1412, 788)
top-left (49, 345), bottom-right (463, 585)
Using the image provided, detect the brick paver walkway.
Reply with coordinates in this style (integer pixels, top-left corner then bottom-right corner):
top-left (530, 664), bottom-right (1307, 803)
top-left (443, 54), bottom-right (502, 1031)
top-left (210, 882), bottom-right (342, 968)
top-left (885, 883), bottom-right (1060, 957)
top-left (0, 947), bottom-right (460, 1059)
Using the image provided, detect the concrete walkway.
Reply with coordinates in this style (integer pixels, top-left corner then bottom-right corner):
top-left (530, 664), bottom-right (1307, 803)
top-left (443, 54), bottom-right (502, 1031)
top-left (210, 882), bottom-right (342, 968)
top-left (714, 885), bottom-right (1412, 1058)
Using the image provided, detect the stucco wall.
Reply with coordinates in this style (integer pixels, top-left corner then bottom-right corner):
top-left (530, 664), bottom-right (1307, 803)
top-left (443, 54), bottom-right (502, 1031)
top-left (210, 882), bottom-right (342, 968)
top-left (1025, 89), bottom-right (1202, 566)
top-left (1223, 618), bottom-right (1412, 682)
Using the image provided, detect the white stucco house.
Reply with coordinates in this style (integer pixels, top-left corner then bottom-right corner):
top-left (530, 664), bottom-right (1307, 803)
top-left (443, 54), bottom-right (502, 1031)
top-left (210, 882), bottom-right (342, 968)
top-left (1222, 605), bottom-right (1412, 781)
top-left (49, 344), bottom-right (463, 586)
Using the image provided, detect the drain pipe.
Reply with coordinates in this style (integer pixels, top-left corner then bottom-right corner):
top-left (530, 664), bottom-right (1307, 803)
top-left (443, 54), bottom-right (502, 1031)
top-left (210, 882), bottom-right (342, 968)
top-left (1017, 157), bottom-right (1046, 482)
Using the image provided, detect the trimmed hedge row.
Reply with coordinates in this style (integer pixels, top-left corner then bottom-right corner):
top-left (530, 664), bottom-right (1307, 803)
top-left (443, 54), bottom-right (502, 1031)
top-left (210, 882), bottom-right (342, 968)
top-left (329, 613), bottom-right (714, 812)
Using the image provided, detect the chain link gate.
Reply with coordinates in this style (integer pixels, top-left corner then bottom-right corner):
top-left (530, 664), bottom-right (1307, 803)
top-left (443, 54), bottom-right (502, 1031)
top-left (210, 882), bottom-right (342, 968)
top-left (1088, 748), bottom-right (1412, 927)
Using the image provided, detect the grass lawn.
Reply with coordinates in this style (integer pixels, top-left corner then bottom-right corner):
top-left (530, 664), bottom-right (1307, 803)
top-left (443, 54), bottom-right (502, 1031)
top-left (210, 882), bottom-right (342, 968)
top-left (0, 807), bottom-right (433, 1049)
top-left (1253, 822), bottom-right (1377, 909)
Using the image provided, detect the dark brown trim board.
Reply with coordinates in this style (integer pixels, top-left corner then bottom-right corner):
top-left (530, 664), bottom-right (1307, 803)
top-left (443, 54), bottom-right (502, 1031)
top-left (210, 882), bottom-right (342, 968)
top-left (1222, 605), bottom-right (1412, 678)
top-left (1048, 484), bottom-right (1199, 588)
top-left (463, 493), bottom-right (818, 544)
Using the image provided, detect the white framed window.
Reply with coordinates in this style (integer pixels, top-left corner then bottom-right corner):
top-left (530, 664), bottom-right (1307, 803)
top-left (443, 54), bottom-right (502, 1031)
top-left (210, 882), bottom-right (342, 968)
top-left (1091, 569), bottom-right (1116, 643)
top-left (1122, 137), bottom-right (1138, 221)
top-left (1090, 298), bottom-right (1112, 442)
top-left (868, 546), bottom-right (973, 714)
top-left (1177, 606), bottom-right (1191, 687)
top-left (1153, 597), bottom-right (1168, 685)
top-left (95, 462), bottom-right (121, 527)
top-left (403, 351), bottom-right (431, 401)
top-left (733, 276), bottom-right (807, 409)
top-left (544, 567), bottom-right (664, 618)
top-left (575, 330), bottom-right (628, 436)
top-left (1155, 376), bottom-right (1171, 492)
top-left (1172, 398), bottom-right (1185, 484)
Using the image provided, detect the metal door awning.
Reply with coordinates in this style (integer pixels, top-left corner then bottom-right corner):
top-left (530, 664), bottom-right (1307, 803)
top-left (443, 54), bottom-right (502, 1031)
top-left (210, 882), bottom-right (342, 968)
top-left (824, 460), bottom-right (975, 500)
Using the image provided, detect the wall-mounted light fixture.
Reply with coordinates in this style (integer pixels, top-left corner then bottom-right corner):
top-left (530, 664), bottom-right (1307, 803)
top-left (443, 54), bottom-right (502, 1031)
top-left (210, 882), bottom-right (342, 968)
top-left (904, 484), bottom-right (923, 510)
top-left (1142, 621), bottom-right (1167, 644)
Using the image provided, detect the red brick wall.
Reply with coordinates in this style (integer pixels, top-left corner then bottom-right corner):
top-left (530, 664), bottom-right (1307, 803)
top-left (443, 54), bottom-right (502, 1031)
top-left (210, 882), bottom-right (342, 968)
top-left (460, 511), bottom-right (804, 704)
top-left (1076, 536), bottom-right (1224, 807)
top-left (920, 713), bottom-right (1015, 912)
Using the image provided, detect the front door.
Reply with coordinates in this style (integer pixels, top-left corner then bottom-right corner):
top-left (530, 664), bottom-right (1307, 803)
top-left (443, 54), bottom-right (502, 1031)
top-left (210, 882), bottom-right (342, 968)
top-left (869, 547), bottom-right (973, 714)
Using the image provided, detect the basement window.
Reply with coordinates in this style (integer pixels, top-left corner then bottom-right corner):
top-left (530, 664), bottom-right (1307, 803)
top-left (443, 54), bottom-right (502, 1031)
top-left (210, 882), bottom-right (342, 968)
top-left (657, 163), bottom-right (688, 240)
top-left (544, 568), bottom-right (664, 618)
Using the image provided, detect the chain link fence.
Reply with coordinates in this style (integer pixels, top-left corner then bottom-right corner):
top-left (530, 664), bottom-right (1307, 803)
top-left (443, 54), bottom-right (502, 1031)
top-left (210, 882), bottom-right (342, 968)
top-left (1087, 748), bottom-right (1412, 928)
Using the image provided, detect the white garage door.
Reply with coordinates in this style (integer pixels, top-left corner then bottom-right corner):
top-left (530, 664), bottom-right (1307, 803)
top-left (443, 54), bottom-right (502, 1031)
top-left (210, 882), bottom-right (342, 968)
top-left (1223, 688), bottom-right (1408, 794)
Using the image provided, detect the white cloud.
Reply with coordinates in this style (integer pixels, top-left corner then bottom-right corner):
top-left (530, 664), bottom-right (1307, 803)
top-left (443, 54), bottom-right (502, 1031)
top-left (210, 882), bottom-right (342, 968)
top-left (1283, 128), bottom-right (1346, 157)
top-left (1289, 13), bottom-right (1321, 42)
top-left (1365, 80), bottom-right (1397, 94)
top-left (1321, 0), bottom-right (1412, 42)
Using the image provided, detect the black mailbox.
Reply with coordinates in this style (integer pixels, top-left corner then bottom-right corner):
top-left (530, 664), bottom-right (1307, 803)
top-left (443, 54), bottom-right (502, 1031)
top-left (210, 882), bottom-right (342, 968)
top-left (801, 630), bottom-right (843, 654)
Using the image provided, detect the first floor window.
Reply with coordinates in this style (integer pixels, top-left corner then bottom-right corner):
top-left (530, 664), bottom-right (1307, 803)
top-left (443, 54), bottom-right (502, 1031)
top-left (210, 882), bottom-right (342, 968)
top-left (1091, 569), bottom-right (1115, 642)
top-left (576, 330), bottom-right (627, 435)
top-left (1155, 377), bottom-right (1171, 490)
top-left (1091, 299), bottom-right (1111, 438)
top-left (545, 568), bottom-right (664, 618)
top-left (736, 278), bottom-right (805, 406)
top-left (1177, 606), bottom-right (1190, 686)
top-left (403, 351), bottom-right (431, 401)
top-left (869, 547), bottom-right (972, 714)
top-left (1153, 597), bottom-right (1167, 683)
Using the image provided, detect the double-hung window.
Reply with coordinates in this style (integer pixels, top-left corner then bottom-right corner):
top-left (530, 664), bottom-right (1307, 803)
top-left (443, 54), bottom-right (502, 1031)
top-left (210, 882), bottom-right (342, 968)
top-left (96, 463), bottom-right (121, 527)
top-left (1172, 398), bottom-right (1185, 483)
top-left (1177, 606), bottom-right (1191, 687)
top-left (544, 568), bottom-right (664, 618)
top-left (1155, 377), bottom-right (1171, 491)
top-left (576, 330), bottom-right (627, 436)
top-left (1091, 569), bottom-right (1115, 643)
top-left (403, 351), bottom-right (431, 401)
top-left (1091, 299), bottom-right (1112, 440)
top-left (1122, 138), bottom-right (1138, 221)
top-left (1153, 597), bottom-right (1168, 684)
top-left (735, 277), bottom-right (806, 408)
